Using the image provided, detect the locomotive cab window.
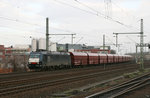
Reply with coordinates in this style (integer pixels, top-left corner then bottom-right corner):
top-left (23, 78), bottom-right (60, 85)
top-left (30, 54), bottom-right (40, 58)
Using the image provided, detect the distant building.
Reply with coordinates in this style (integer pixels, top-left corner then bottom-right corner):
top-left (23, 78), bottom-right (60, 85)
top-left (0, 45), bottom-right (5, 61)
top-left (57, 44), bottom-right (84, 52)
top-left (0, 44), bottom-right (30, 62)
top-left (5, 47), bottom-right (12, 59)
top-left (31, 38), bottom-right (46, 52)
top-left (49, 42), bottom-right (57, 51)
top-left (39, 38), bottom-right (46, 50)
top-left (12, 45), bottom-right (31, 54)
top-left (57, 44), bottom-right (113, 53)
top-left (0, 45), bottom-right (12, 61)
top-left (30, 38), bottom-right (114, 53)
top-left (31, 38), bottom-right (57, 52)
top-left (31, 38), bottom-right (38, 52)
top-left (0, 44), bottom-right (30, 71)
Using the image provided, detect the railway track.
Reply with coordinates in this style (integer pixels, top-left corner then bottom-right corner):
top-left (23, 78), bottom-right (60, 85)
top-left (0, 65), bottom-right (137, 97)
top-left (1, 62), bottom-right (150, 97)
top-left (0, 64), bottom-right (137, 88)
top-left (0, 62), bottom-right (135, 82)
top-left (86, 72), bottom-right (150, 98)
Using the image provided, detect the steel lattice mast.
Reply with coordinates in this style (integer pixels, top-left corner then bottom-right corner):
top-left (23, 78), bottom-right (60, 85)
top-left (104, 0), bottom-right (112, 18)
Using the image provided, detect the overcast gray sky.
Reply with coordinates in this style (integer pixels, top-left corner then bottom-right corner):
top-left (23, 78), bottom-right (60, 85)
top-left (0, 0), bottom-right (150, 54)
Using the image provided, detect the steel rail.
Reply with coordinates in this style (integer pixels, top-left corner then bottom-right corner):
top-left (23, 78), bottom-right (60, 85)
top-left (112, 78), bottom-right (150, 98)
top-left (0, 66), bottom-right (137, 89)
top-left (0, 62), bottom-right (134, 81)
top-left (86, 72), bottom-right (150, 98)
top-left (0, 66), bottom-right (137, 96)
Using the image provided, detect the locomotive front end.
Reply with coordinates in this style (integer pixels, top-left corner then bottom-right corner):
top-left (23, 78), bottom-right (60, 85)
top-left (28, 52), bottom-right (42, 69)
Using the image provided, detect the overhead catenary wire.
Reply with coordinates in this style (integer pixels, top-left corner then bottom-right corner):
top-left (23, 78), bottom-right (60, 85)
top-left (0, 0), bottom-right (145, 47)
top-left (105, 35), bottom-right (116, 46)
top-left (74, 37), bottom-right (83, 44)
top-left (53, 0), bottom-right (97, 16)
top-left (0, 24), bottom-right (45, 35)
top-left (73, 0), bottom-right (136, 28)
top-left (0, 0), bottom-right (140, 33)
top-left (111, 1), bottom-right (141, 30)
top-left (0, 16), bottom-right (79, 37)
top-left (111, 1), bottom-right (140, 21)
top-left (0, 2), bottom-right (72, 33)
top-left (0, 0), bottom-right (45, 27)
top-left (126, 35), bottom-right (137, 44)
top-left (0, 0), bottom-right (142, 32)
top-left (0, 16), bottom-right (43, 27)
top-left (72, 0), bottom-right (139, 31)
top-left (56, 37), bottom-right (66, 43)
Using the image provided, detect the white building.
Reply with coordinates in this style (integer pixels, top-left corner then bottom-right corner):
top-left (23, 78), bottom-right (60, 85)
top-left (39, 38), bottom-right (46, 50)
top-left (14, 44), bottom-right (30, 49)
top-left (31, 39), bottom-right (38, 52)
top-left (49, 42), bottom-right (57, 51)
top-left (31, 38), bottom-right (57, 52)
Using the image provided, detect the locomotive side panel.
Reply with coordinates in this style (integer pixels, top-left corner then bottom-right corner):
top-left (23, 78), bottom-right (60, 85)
top-left (44, 52), bottom-right (71, 67)
top-left (28, 52), bottom-right (71, 69)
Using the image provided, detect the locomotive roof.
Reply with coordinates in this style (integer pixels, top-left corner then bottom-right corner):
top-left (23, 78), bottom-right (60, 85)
top-left (30, 51), bottom-right (70, 55)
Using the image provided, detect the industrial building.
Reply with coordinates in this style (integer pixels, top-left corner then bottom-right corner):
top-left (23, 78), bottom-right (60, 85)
top-left (0, 45), bottom-right (12, 62)
top-left (12, 45), bottom-right (31, 54)
top-left (0, 45), bottom-right (30, 61)
top-left (0, 44), bottom-right (30, 73)
top-left (31, 38), bottom-right (114, 53)
top-left (31, 38), bottom-right (115, 54)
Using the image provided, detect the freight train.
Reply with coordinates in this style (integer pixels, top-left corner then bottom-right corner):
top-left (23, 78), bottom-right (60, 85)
top-left (28, 51), bottom-right (132, 70)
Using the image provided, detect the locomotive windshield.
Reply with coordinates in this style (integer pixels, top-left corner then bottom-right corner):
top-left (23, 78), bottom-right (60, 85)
top-left (29, 54), bottom-right (40, 58)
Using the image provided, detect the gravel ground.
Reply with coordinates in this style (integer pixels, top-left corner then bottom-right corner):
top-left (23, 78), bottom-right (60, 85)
top-left (120, 84), bottom-right (150, 98)
top-left (2, 62), bottom-right (150, 98)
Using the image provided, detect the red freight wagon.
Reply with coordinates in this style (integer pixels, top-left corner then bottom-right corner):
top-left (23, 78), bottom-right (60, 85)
top-left (125, 55), bottom-right (128, 62)
top-left (99, 54), bottom-right (107, 64)
top-left (126, 55), bottom-right (132, 61)
top-left (107, 54), bottom-right (114, 64)
top-left (122, 55), bottom-right (126, 62)
top-left (118, 55), bottom-right (123, 62)
top-left (87, 53), bottom-right (99, 65)
top-left (69, 52), bottom-right (88, 66)
top-left (113, 54), bottom-right (119, 63)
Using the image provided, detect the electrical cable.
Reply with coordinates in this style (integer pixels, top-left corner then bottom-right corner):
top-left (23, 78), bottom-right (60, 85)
top-left (73, 0), bottom-right (139, 30)
top-left (0, 16), bottom-right (43, 27)
top-left (53, 0), bottom-right (97, 15)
